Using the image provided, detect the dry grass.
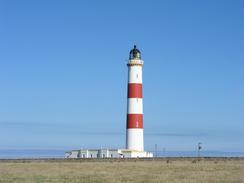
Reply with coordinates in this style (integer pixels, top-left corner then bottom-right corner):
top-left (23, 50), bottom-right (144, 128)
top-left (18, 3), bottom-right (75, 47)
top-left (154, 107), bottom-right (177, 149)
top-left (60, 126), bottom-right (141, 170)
top-left (0, 158), bottom-right (244, 183)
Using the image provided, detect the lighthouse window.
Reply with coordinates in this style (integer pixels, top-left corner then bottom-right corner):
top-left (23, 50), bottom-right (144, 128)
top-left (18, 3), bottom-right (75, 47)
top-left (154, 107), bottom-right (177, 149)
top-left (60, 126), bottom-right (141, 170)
top-left (136, 74), bottom-right (138, 78)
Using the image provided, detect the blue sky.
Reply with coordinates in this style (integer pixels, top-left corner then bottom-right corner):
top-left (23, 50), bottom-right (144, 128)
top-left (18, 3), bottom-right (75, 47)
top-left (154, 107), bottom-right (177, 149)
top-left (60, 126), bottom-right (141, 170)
top-left (0, 0), bottom-right (243, 152)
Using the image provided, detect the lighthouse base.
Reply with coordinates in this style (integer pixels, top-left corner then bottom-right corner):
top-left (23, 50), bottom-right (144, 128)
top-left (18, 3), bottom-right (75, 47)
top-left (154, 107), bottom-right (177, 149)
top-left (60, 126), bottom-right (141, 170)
top-left (65, 148), bottom-right (153, 158)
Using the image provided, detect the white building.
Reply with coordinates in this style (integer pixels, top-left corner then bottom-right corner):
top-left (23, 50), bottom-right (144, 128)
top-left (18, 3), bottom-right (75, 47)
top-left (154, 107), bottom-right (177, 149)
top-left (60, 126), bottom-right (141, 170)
top-left (65, 149), bottom-right (153, 158)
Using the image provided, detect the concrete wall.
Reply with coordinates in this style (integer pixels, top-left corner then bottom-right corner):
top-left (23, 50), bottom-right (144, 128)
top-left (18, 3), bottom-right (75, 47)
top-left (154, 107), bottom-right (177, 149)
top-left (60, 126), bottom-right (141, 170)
top-left (65, 151), bottom-right (79, 158)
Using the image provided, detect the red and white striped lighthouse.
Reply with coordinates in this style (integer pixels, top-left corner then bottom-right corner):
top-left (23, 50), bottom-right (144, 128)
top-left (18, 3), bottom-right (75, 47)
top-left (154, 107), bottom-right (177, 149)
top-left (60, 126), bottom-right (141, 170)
top-left (126, 45), bottom-right (144, 151)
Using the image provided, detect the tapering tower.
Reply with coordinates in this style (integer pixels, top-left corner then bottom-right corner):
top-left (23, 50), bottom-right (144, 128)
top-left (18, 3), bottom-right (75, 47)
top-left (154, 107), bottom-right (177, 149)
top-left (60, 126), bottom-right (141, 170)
top-left (126, 45), bottom-right (144, 151)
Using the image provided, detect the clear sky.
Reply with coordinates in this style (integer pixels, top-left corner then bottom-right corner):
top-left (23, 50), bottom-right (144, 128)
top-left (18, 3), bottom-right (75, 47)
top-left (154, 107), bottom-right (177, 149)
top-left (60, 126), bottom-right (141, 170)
top-left (0, 0), bottom-right (243, 152)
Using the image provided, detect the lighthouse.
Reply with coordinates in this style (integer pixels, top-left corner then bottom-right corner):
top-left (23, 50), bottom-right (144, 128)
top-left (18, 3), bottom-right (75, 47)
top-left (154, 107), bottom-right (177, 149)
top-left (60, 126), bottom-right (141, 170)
top-left (126, 45), bottom-right (144, 151)
top-left (65, 45), bottom-right (153, 158)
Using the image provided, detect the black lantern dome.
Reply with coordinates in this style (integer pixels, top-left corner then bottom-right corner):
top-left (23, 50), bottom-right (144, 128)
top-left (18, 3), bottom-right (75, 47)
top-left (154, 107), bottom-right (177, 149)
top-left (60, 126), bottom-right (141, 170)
top-left (129, 45), bottom-right (141, 60)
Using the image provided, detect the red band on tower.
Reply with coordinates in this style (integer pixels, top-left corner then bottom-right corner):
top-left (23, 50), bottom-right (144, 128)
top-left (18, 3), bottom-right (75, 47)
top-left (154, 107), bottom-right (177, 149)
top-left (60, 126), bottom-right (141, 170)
top-left (127, 83), bottom-right (143, 98)
top-left (127, 114), bottom-right (143, 128)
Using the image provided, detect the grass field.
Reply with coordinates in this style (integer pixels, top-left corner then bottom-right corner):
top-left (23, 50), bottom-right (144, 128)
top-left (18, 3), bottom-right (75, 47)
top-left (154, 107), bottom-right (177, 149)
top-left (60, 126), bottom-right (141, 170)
top-left (0, 158), bottom-right (243, 183)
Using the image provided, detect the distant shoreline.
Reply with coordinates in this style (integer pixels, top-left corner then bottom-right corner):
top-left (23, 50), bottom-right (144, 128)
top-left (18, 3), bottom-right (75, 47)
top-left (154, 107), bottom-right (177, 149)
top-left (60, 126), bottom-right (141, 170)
top-left (0, 157), bottom-right (244, 163)
top-left (1, 149), bottom-right (244, 159)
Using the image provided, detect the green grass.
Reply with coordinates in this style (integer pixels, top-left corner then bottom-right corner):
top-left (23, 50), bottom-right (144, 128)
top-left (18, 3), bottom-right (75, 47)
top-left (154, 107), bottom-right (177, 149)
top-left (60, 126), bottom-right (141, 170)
top-left (0, 158), bottom-right (243, 183)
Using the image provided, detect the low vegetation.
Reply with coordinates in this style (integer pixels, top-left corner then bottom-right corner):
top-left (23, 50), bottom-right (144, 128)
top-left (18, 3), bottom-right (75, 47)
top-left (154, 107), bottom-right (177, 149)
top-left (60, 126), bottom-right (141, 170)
top-left (0, 158), bottom-right (243, 183)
